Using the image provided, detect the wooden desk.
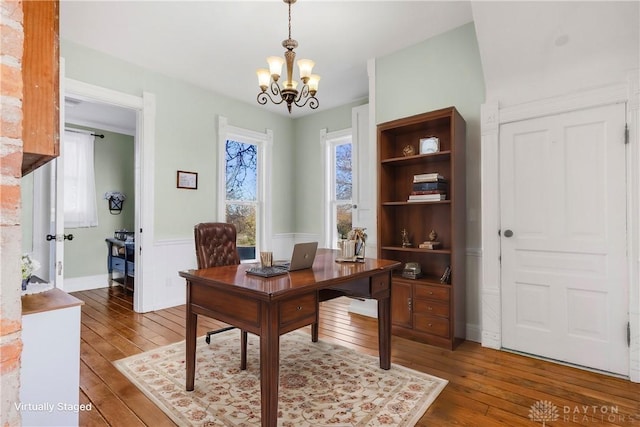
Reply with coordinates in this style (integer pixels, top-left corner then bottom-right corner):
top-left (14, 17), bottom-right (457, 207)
top-left (179, 249), bottom-right (400, 427)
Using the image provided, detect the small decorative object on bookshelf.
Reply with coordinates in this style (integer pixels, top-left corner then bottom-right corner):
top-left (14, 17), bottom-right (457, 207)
top-left (420, 136), bottom-right (440, 154)
top-left (419, 229), bottom-right (441, 249)
top-left (440, 265), bottom-right (451, 284)
top-left (401, 228), bottom-right (412, 247)
top-left (402, 144), bottom-right (415, 156)
top-left (378, 106), bottom-right (466, 350)
top-left (402, 262), bottom-right (422, 279)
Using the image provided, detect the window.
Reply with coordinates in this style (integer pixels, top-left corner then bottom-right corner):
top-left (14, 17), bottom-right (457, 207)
top-left (322, 129), bottom-right (353, 249)
top-left (218, 116), bottom-right (272, 261)
top-left (63, 130), bottom-right (98, 228)
top-left (225, 140), bottom-right (258, 260)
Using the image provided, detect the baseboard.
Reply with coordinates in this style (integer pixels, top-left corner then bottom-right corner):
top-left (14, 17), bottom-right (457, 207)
top-left (347, 298), bottom-right (378, 318)
top-left (62, 274), bottom-right (109, 293)
top-left (466, 323), bottom-right (481, 343)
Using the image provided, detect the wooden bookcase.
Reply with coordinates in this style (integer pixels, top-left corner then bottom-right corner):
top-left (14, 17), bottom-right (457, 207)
top-left (377, 107), bottom-right (466, 349)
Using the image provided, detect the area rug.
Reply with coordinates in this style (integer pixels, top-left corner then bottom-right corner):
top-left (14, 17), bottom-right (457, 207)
top-left (114, 330), bottom-right (447, 426)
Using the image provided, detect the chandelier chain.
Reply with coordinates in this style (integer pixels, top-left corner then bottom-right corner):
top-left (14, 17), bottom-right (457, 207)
top-left (288, 1), bottom-right (292, 41)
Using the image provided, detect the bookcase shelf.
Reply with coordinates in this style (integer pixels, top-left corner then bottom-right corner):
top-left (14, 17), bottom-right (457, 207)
top-left (381, 150), bottom-right (452, 166)
top-left (381, 246), bottom-right (452, 255)
top-left (382, 200), bottom-right (452, 206)
top-left (377, 106), bottom-right (466, 350)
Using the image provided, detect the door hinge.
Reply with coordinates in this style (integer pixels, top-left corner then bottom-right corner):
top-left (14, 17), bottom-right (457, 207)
top-left (624, 123), bottom-right (629, 144)
top-left (628, 322), bottom-right (631, 347)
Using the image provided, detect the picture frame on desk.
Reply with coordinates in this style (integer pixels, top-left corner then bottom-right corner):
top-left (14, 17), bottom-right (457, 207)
top-left (177, 170), bottom-right (198, 189)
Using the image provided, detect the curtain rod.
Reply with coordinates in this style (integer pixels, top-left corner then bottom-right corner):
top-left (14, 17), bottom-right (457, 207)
top-left (65, 127), bottom-right (105, 139)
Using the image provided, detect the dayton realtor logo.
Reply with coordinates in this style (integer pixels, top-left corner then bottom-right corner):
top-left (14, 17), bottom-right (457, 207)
top-left (529, 400), bottom-right (636, 425)
top-left (529, 400), bottom-right (559, 426)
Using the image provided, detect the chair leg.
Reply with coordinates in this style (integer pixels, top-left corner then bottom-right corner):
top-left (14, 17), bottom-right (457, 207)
top-left (240, 330), bottom-right (248, 370)
top-left (205, 325), bottom-right (235, 345)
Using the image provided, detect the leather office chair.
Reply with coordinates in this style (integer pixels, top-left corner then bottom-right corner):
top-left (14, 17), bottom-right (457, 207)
top-left (194, 222), bottom-right (247, 370)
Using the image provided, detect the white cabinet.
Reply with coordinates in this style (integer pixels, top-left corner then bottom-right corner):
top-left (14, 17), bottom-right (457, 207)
top-left (20, 289), bottom-right (84, 426)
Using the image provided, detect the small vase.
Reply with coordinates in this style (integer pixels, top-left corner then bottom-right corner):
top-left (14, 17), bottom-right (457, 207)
top-left (21, 276), bottom-right (31, 291)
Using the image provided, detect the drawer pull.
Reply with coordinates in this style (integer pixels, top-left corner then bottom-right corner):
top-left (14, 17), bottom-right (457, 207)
top-left (428, 323), bottom-right (433, 327)
top-left (297, 306), bottom-right (303, 311)
top-left (429, 291), bottom-right (434, 295)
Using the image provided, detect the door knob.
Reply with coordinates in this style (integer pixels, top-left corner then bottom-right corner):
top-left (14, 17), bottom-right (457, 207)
top-left (503, 229), bottom-right (514, 238)
top-left (46, 234), bottom-right (74, 241)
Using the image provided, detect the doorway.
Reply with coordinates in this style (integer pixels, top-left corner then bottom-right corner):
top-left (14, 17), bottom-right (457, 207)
top-left (58, 76), bottom-right (155, 313)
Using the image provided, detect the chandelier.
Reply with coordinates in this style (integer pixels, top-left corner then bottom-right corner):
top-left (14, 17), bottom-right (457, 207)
top-left (256, 0), bottom-right (319, 113)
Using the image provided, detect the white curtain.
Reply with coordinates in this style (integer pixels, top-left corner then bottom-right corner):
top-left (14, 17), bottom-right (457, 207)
top-left (63, 130), bottom-right (98, 228)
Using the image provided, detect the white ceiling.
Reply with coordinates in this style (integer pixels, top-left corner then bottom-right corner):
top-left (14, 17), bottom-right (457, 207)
top-left (60, 1), bottom-right (639, 132)
top-left (60, 0), bottom-right (473, 126)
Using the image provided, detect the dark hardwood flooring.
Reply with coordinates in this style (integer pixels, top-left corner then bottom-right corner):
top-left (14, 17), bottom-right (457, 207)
top-left (72, 287), bottom-right (640, 426)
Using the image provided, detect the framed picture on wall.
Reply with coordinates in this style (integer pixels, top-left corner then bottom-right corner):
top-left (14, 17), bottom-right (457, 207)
top-left (177, 170), bottom-right (198, 189)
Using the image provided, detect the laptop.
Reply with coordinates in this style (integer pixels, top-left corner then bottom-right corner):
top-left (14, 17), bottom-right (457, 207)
top-left (247, 242), bottom-right (318, 277)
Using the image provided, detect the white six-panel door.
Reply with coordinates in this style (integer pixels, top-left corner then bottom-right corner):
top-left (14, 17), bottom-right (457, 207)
top-left (500, 102), bottom-right (628, 375)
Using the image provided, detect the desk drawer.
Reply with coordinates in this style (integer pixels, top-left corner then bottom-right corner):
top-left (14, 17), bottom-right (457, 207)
top-left (414, 299), bottom-right (449, 318)
top-left (413, 314), bottom-right (450, 338)
top-left (110, 257), bottom-right (125, 272)
top-left (191, 284), bottom-right (260, 329)
top-left (415, 284), bottom-right (450, 301)
top-left (279, 292), bottom-right (317, 330)
top-left (371, 273), bottom-right (390, 298)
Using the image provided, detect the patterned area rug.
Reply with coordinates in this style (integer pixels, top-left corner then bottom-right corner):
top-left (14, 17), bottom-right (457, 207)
top-left (114, 330), bottom-right (447, 426)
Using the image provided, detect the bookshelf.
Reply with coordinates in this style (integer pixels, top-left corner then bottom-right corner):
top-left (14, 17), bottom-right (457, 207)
top-left (377, 107), bottom-right (466, 349)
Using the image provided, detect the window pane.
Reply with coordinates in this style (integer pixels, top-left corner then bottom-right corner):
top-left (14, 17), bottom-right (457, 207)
top-left (335, 144), bottom-right (352, 200)
top-left (336, 203), bottom-right (352, 240)
top-left (226, 140), bottom-right (257, 201)
top-left (226, 203), bottom-right (256, 260)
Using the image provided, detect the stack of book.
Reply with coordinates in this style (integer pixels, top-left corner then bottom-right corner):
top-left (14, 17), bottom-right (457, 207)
top-left (419, 240), bottom-right (441, 249)
top-left (408, 172), bottom-right (447, 202)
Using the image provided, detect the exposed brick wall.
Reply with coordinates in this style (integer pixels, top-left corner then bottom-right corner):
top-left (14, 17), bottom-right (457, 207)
top-left (0, 1), bottom-right (24, 426)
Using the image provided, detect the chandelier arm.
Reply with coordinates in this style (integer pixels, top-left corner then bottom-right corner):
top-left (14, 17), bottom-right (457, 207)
top-left (269, 80), bottom-right (282, 98)
top-left (257, 90), bottom-right (285, 106)
top-left (295, 84), bottom-right (310, 102)
top-left (293, 93), bottom-right (319, 110)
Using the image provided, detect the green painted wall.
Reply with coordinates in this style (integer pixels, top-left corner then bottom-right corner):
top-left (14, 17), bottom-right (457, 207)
top-left (61, 41), bottom-right (295, 239)
top-left (292, 100), bottom-right (367, 234)
top-left (376, 22), bottom-right (485, 249)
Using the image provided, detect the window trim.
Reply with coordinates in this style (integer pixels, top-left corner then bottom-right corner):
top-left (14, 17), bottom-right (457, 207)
top-left (321, 128), bottom-right (353, 249)
top-left (217, 116), bottom-right (273, 259)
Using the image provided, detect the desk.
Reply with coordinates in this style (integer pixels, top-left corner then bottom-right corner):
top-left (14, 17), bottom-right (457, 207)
top-left (106, 237), bottom-right (135, 291)
top-left (179, 249), bottom-right (400, 427)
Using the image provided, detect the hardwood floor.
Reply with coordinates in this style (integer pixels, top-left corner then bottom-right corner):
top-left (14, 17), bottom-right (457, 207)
top-left (72, 287), bottom-right (640, 426)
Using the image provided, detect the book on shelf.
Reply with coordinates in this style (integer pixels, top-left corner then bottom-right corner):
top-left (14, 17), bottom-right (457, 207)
top-left (419, 241), bottom-right (441, 249)
top-left (412, 182), bottom-right (448, 192)
top-left (413, 173), bottom-right (445, 183)
top-left (408, 194), bottom-right (447, 202)
top-left (411, 190), bottom-right (446, 195)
